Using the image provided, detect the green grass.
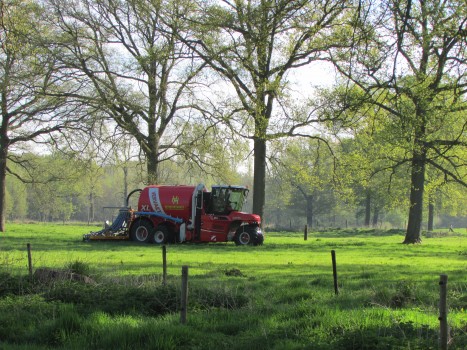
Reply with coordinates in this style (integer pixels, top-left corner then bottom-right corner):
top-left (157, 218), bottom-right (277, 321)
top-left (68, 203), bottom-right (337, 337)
top-left (0, 223), bottom-right (466, 349)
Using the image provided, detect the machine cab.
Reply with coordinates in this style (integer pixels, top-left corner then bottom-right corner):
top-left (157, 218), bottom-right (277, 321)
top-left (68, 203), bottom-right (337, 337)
top-left (207, 185), bottom-right (249, 215)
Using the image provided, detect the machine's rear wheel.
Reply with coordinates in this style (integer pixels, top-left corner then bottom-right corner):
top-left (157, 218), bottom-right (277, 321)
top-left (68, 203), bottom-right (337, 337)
top-left (151, 225), bottom-right (170, 244)
top-left (235, 230), bottom-right (251, 245)
top-left (130, 220), bottom-right (152, 243)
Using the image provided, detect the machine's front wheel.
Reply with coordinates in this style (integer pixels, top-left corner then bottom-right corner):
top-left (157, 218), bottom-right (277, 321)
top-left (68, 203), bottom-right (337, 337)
top-left (152, 225), bottom-right (170, 244)
top-left (130, 220), bottom-right (153, 243)
top-left (235, 226), bottom-right (263, 246)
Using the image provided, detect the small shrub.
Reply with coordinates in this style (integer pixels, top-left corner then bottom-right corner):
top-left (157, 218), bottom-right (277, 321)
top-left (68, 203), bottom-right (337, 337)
top-left (370, 281), bottom-right (418, 309)
top-left (386, 229), bottom-right (405, 235)
top-left (65, 259), bottom-right (91, 276)
top-left (390, 281), bottom-right (417, 308)
top-left (0, 273), bottom-right (34, 297)
top-left (225, 268), bottom-right (245, 277)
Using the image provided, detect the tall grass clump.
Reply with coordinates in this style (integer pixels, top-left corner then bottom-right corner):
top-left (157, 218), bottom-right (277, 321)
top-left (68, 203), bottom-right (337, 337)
top-left (65, 259), bottom-right (91, 276)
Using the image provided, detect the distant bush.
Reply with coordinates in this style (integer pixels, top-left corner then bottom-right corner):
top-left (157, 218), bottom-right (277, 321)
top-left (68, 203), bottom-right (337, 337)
top-left (386, 228), bottom-right (405, 235)
top-left (389, 281), bottom-right (417, 308)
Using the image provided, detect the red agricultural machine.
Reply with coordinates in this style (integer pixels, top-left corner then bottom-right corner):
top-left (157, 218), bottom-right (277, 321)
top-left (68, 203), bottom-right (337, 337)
top-left (83, 184), bottom-right (263, 246)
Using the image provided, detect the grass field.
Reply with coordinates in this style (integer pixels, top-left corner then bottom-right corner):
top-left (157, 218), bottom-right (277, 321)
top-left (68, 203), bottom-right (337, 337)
top-left (0, 223), bottom-right (466, 349)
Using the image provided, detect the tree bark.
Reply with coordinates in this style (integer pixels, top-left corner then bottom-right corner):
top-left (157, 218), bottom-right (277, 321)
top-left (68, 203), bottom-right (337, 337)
top-left (252, 138), bottom-right (266, 221)
top-left (306, 195), bottom-right (314, 228)
top-left (0, 145), bottom-right (7, 232)
top-left (0, 109), bottom-right (9, 232)
top-left (123, 166), bottom-right (128, 207)
top-left (88, 192), bottom-right (94, 225)
top-left (0, 61), bottom-right (9, 232)
top-left (372, 206), bottom-right (379, 227)
top-left (404, 148), bottom-right (426, 243)
top-left (364, 190), bottom-right (371, 227)
top-left (147, 154), bottom-right (159, 185)
top-left (146, 125), bottom-right (161, 185)
top-left (427, 195), bottom-right (434, 232)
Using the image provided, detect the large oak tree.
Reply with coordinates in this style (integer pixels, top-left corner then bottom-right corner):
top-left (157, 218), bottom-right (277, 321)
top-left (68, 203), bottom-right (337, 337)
top-left (179, 0), bottom-right (351, 220)
top-left (330, 0), bottom-right (467, 243)
top-left (46, 0), bottom-right (207, 184)
top-left (0, 0), bottom-right (83, 231)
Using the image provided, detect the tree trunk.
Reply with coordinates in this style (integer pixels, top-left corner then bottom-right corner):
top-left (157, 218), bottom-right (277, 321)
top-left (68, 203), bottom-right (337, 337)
top-left (372, 207), bottom-right (379, 227)
top-left (0, 145), bottom-right (7, 232)
top-left (427, 194), bottom-right (434, 232)
top-left (404, 149), bottom-right (426, 243)
top-left (0, 97), bottom-right (9, 232)
top-left (252, 138), bottom-right (266, 221)
top-left (306, 195), bottom-right (314, 227)
top-left (123, 166), bottom-right (128, 207)
top-left (147, 155), bottom-right (159, 185)
top-left (88, 192), bottom-right (94, 225)
top-left (364, 190), bottom-right (371, 227)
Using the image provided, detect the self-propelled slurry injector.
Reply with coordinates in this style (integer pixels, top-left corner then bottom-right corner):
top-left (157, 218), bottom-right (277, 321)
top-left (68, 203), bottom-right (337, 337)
top-left (83, 184), bottom-right (263, 246)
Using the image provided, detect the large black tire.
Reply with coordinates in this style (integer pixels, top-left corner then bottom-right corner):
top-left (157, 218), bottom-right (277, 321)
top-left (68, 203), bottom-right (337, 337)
top-left (151, 225), bottom-right (170, 245)
top-left (255, 230), bottom-right (264, 245)
top-left (130, 220), bottom-right (153, 243)
top-left (235, 227), bottom-right (263, 246)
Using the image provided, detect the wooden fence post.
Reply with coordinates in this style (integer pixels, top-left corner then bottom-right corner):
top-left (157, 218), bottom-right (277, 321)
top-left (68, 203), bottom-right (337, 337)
top-left (162, 245), bottom-right (167, 286)
top-left (331, 250), bottom-right (339, 295)
top-left (27, 243), bottom-right (33, 280)
top-left (180, 265), bottom-right (189, 324)
top-left (439, 274), bottom-right (448, 350)
top-left (304, 225), bottom-right (308, 241)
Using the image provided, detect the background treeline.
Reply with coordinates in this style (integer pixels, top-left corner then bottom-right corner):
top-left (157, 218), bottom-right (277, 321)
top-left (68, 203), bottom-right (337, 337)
top-left (5, 141), bottom-right (466, 231)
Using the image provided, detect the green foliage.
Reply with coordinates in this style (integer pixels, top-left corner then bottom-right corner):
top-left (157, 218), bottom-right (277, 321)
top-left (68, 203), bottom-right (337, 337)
top-left (328, 0), bottom-right (467, 242)
top-left (5, 179), bottom-right (27, 221)
top-left (5, 147), bottom-right (256, 225)
top-left (0, 0), bottom-right (42, 55)
top-left (268, 138), bottom-right (343, 229)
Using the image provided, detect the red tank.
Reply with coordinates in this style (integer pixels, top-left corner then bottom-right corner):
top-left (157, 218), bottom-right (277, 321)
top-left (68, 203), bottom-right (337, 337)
top-left (138, 185), bottom-right (200, 220)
